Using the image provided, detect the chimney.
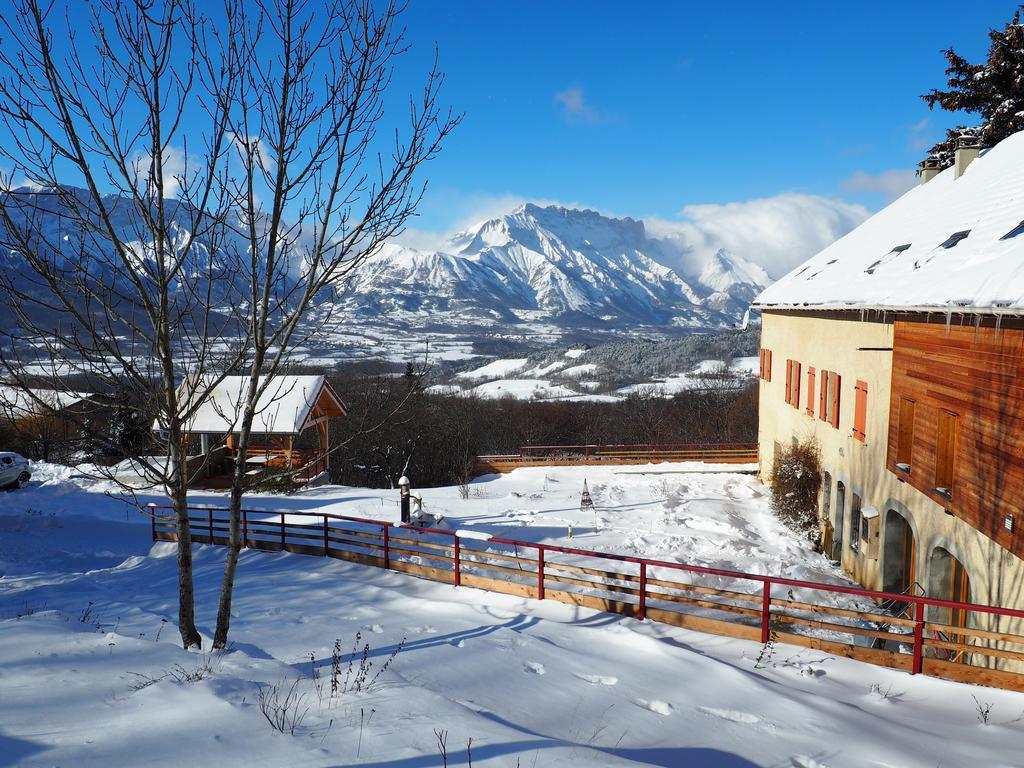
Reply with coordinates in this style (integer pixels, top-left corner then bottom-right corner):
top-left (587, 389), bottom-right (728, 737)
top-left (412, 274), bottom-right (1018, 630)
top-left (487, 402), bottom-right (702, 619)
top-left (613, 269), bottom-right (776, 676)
top-left (953, 134), bottom-right (981, 179)
top-left (918, 157), bottom-right (941, 184)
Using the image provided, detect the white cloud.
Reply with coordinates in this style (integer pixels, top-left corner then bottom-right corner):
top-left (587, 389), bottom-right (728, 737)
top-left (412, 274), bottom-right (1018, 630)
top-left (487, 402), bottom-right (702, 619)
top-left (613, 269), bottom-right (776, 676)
top-left (840, 169), bottom-right (918, 203)
top-left (646, 193), bottom-right (870, 279)
top-left (908, 117), bottom-right (936, 153)
top-left (554, 86), bottom-right (601, 123)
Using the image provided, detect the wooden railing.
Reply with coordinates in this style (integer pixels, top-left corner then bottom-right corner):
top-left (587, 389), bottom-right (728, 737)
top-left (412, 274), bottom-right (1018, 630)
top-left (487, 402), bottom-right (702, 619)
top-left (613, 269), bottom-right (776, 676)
top-left (152, 505), bottom-right (1024, 692)
top-left (473, 442), bottom-right (759, 475)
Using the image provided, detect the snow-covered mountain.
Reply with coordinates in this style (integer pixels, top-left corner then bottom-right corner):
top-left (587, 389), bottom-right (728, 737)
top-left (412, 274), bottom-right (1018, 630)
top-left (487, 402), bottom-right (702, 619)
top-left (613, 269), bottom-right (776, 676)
top-left (338, 204), bottom-right (768, 333)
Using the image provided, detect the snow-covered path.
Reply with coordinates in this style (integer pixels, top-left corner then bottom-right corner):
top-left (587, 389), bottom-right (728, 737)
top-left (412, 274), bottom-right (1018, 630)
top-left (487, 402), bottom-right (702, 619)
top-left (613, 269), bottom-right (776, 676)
top-left (1, 464), bottom-right (1022, 766)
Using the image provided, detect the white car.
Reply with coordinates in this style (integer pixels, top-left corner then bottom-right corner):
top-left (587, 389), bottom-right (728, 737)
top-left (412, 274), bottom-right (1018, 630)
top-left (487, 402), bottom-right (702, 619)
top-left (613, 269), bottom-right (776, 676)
top-left (0, 452), bottom-right (31, 490)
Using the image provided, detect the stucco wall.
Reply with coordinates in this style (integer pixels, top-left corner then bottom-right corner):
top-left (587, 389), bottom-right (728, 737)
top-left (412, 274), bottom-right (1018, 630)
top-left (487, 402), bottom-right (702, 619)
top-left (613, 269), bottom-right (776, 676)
top-left (757, 311), bottom-right (1024, 643)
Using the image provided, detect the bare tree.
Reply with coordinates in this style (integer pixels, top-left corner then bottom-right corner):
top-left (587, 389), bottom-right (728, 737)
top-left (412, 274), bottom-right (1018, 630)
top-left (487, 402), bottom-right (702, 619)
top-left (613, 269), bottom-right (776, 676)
top-left (0, 0), bottom-right (457, 649)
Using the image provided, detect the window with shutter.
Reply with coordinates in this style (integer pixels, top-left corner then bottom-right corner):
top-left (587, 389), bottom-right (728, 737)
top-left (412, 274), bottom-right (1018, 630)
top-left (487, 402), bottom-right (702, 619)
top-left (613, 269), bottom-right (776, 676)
top-left (806, 367), bottom-right (816, 417)
top-left (853, 380), bottom-right (868, 442)
top-left (849, 493), bottom-right (862, 552)
top-left (829, 372), bottom-right (841, 429)
top-left (895, 397), bottom-right (915, 471)
top-left (819, 371), bottom-right (828, 422)
top-left (784, 358), bottom-right (793, 404)
top-left (935, 410), bottom-right (958, 498)
top-left (791, 361), bottom-right (801, 409)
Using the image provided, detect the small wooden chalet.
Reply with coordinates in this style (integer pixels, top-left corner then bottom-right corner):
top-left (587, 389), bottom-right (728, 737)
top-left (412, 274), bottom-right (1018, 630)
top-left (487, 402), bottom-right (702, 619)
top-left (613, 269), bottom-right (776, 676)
top-left (179, 374), bottom-right (345, 486)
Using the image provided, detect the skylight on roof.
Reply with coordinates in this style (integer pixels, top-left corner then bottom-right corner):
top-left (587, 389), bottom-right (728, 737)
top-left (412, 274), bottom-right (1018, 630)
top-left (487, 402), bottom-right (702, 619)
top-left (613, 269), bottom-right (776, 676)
top-left (864, 244), bottom-right (912, 274)
top-left (1001, 220), bottom-right (1024, 240)
top-left (940, 230), bottom-right (970, 249)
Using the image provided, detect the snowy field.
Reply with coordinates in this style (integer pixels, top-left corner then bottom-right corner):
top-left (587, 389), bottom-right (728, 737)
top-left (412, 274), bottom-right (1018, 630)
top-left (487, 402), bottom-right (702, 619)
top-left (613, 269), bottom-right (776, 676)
top-left (431, 354), bottom-right (758, 403)
top-left (1, 463), bottom-right (1022, 766)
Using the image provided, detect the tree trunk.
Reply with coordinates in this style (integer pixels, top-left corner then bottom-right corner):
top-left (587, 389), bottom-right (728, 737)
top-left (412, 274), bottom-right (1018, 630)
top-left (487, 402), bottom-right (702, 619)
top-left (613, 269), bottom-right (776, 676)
top-left (169, 437), bottom-right (202, 649)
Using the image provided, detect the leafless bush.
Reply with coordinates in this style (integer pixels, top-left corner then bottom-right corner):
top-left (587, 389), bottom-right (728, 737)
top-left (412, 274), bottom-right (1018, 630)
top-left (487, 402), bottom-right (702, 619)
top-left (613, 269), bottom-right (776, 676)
top-left (317, 632), bottom-right (406, 704)
top-left (973, 694), bottom-right (994, 725)
top-left (257, 676), bottom-right (309, 735)
top-left (770, 438), bottom-right (823, 543)
top-left (434, 728), bottom-right (449, 767)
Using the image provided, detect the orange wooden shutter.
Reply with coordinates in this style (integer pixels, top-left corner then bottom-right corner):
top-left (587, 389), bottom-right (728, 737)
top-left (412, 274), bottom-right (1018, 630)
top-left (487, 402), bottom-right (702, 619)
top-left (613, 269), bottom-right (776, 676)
top-left (853, 380), bottom-right (868, 441)
top-left (792, 362), bottom-right (801, 409)
top-left (767, 350), bottom-right (772, 382)
top-left (785, 359), bottom-right (792, 404)
top-left (830, 372), bottom-right (841, 428)
top-left (806, 367), bottom-right (816, 417)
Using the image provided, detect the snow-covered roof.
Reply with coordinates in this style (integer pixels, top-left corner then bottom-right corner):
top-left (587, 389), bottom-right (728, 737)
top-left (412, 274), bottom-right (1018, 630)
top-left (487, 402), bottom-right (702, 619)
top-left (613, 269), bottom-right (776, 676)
top-left (753, 131), bottom-right (1024, 312)
top-left (178, 375), bottom-right (345, 435)
top-left (0, 386), bottom-right (90, 419)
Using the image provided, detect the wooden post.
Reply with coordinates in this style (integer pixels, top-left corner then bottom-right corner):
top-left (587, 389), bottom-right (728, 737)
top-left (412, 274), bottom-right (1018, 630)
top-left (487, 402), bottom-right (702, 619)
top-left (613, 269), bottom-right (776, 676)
top-left (280, 512), bottom-right (286, 550)
top-left (912, 601), bottom-right (925, 675)
top-left (323, 515), bottom-right (329, 556)
top-left (537, 547), bottom-right (545, 600)
top-left (638, 561), bottom-right (647, 620)
top-left (760, 579), bottom-right (772, 644)
top-left (208, 508), bottom-right (214, 543)
top-left (150, 507), bottom-right (156, 541)
top-left (242, 508), bottom-right (248, 548)
top-left (383, 524), bottom-right (390, 569)
top-left (453, 536), bottom-right (461, 587)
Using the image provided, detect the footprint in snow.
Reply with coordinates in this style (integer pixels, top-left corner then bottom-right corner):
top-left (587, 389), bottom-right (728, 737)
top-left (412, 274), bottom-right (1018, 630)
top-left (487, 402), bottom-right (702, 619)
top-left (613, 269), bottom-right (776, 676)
top-left (697, 706), bottom-right (760, 724)
top-left (573, 673), bottom-right (618, 686)
top-left (366, 623), bottom-right (384, 634)
top-left (634, 699), bottom-right (673, 716)
top-left (523, 661), bottom-right (545, 675)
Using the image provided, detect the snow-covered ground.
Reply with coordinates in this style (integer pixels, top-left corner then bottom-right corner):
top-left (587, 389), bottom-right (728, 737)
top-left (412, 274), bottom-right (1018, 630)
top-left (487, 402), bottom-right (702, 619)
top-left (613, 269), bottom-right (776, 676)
top-left (1, 463), bottom-right (1021, 767)
top-left (439, 355), bottom-right (757, 403)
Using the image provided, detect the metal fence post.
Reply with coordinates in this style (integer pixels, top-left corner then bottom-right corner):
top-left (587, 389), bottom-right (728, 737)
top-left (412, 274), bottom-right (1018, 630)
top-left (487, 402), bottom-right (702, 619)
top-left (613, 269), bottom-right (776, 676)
top-left (383, 524), bottom-right (390, 569)
top-left (912, 601), bottom-right (925, 675)
top-left (208, 508), bottom-right (214, 542)
top-left (242, 508), bottom-right (248, 549)
top-left (537, 546), bottom-right (545, 600)
top-left (760, 579), bottom-right (772, 644)
top-left (323, 515), bottom-right (329, 556)
top-left (638, 561), bottom-right (647, 620)
top-left (453, 536), bottom-right (461, 587)
top-left (280, 512), bottom-right (286, 550)
top-left (149, 504), bottom-right (156, 541)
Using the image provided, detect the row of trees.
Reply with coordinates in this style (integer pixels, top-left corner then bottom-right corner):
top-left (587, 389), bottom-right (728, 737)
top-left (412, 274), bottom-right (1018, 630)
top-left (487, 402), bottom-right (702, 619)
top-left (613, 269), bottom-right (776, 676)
top-left (329, 368), bottom-right (758, 489)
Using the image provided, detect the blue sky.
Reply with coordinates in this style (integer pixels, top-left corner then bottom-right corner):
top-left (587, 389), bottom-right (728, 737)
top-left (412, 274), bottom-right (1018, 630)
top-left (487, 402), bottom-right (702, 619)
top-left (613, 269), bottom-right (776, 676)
top-left (391, 1), bottom-right (1015, 251)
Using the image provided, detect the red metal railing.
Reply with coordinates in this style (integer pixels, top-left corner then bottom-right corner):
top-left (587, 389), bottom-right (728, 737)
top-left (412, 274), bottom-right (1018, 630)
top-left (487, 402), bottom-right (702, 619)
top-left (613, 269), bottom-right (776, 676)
top-left (149, 504), bottom-right (1024, 691)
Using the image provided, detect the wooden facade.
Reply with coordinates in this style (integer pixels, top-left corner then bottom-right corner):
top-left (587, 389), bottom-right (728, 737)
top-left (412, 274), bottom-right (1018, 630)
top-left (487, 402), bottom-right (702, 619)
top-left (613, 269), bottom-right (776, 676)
top-left (886, 318), bottom-right (1024, 559)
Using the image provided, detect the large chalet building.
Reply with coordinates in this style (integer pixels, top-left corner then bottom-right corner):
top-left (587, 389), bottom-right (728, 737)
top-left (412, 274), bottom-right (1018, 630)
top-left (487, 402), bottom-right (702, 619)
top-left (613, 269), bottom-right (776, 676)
top-left (752, 131), bottom-right (1024, 641)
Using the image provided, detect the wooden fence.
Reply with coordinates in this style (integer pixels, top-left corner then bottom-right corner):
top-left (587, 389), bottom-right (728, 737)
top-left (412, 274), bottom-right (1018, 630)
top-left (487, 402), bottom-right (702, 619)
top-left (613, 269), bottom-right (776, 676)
top-left (151, 505), bottom-right (1024, 692)
top-left (473, 442), bottom-right (760, 475)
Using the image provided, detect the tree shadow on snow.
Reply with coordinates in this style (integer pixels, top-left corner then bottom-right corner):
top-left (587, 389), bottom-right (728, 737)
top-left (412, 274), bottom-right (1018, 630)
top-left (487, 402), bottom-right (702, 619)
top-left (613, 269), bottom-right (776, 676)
top-left (0, 732), bottom-right (48, 767)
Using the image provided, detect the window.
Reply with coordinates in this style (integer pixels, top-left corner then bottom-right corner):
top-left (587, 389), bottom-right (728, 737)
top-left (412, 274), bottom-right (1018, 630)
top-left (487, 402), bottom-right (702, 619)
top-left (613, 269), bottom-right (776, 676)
top-left (940, 230), bottom-right (970, 249)
top-left (935, 410), bottom-right (959, 498)
top-left (849, 493), bottom-right (862, 552)
top-left (759, 348), bottom-right (773, 382)
top-left (852, 380), bottom-right (868, 442)
top-left (785, 359), bottom-right (801, 408)
top-left (821, 471), bottom-right (832, 521)
top-left (820, 370), bottom-right (841, 428)
top-left (806, 367), bottom-right (816, 417)
top-left (895, 397), bottom-right (915, 471)
top-left (1001, 220), bottom-right (1024, 240)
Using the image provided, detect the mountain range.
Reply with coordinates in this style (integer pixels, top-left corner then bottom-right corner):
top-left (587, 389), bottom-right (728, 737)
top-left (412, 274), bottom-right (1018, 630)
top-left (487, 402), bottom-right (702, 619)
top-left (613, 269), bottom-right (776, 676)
top-left (337, 203), bottom-right (770, 335)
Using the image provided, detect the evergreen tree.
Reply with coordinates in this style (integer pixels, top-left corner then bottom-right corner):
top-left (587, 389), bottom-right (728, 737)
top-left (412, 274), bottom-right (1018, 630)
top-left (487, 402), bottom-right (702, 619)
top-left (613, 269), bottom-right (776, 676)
top-left (922, 6), bottom-right (1024, 166)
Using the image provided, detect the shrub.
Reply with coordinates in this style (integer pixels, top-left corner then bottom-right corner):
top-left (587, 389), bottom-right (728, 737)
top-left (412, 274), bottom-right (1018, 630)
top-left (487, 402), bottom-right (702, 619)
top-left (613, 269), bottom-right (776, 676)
top-left (770, 438), bottom-right (823, 543)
